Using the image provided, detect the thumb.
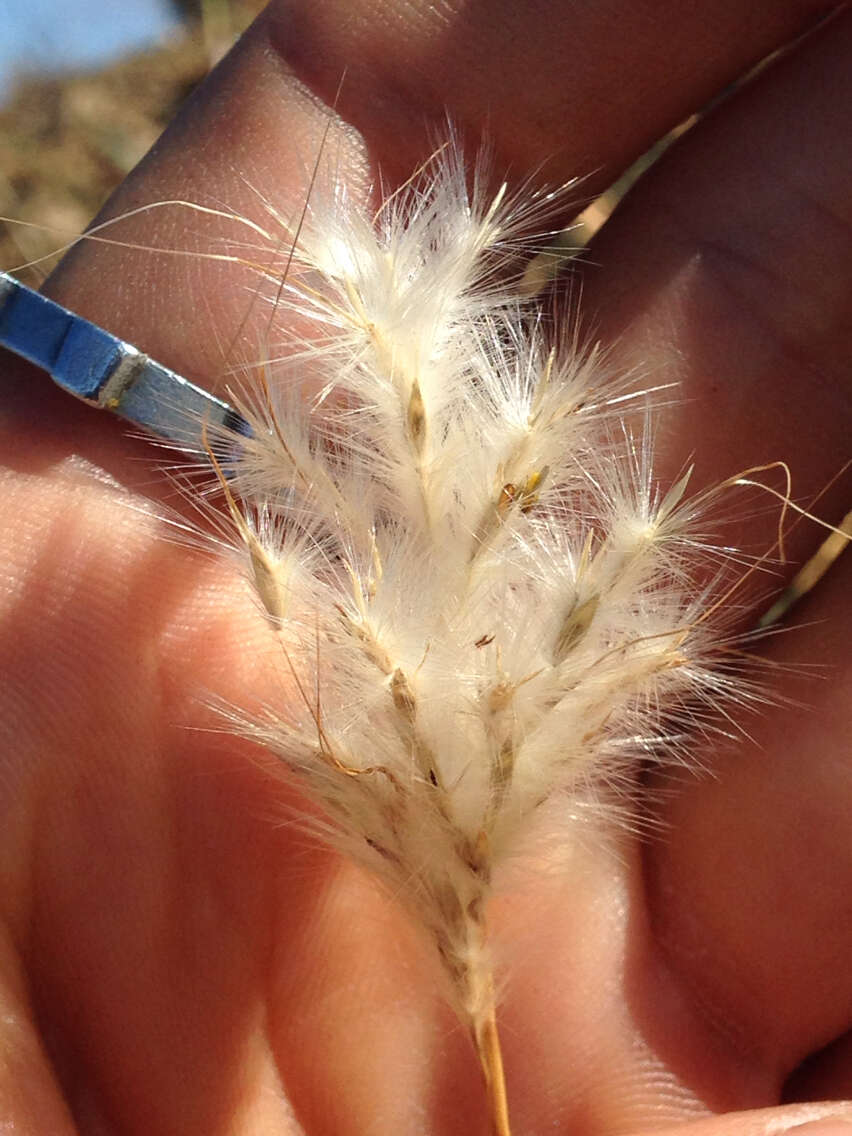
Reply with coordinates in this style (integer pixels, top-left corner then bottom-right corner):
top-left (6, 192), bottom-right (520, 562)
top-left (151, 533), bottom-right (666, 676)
top-left (645, 1106), bottom-right (852, 1136)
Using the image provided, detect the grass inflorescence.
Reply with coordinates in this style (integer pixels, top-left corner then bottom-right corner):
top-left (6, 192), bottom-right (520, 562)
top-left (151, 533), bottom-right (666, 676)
top-left (200, 144), bottom-right (752, 1136)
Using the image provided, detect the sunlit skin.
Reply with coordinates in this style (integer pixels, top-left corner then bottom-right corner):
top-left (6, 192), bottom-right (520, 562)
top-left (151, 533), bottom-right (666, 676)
top-left (0, 2), bottom-right (850, 1133)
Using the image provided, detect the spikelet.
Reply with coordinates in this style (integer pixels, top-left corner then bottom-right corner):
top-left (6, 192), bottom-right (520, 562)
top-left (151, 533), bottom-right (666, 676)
top-left (201, 144), bottom-right (748, 1135)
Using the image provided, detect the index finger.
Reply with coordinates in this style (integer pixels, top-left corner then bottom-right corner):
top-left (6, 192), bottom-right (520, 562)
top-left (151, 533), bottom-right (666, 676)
top-left (269, 0), bottom-right (839, 187)
top-left (31, 0), bottom-right (839, 410)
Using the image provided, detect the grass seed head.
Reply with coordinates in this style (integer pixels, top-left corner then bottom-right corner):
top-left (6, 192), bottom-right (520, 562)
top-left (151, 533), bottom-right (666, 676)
top-left (200, 142), bottom-right (759, 1136)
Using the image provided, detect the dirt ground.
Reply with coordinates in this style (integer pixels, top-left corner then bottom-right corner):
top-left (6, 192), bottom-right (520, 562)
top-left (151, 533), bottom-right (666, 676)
top-left (0, 1), bottom-right (264, 286)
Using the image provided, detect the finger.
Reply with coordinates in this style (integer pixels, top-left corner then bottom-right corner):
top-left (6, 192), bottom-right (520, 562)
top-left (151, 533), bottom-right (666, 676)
top-left (647, 557), bottom-right (852, 1098)
top-left (0, 927), bottom-right (78, 1135)
top-left (2, 461), bottom-right (461, 1133)
top-left (637, 1104), bottom-right (852, 1136)
top-left (573, 7), bottom-right (852, 1088)
top-left (36, 19), bottom-right (366, 405)
top-left (579, 10), bottom-right (852, 565)
top-left (29, 2), bottom-right (840, 422)
top-left (265, 0), bottom-right (839, 188)
top-left (551, 7), bottom-right (852, 1104)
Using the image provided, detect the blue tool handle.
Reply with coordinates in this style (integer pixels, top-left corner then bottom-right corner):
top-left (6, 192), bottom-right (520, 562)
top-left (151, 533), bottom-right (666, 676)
top-left (0, 271), bottom-right (250, 448)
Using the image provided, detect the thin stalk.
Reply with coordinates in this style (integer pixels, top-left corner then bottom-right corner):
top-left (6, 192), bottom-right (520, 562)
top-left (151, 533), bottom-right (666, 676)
top-left (459, 897), bottom-right (512, 1136)
top-left (475, 989), bottom-right (512, 1136)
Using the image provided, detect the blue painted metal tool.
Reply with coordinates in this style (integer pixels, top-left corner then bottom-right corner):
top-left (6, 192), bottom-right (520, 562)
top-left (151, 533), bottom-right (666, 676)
top-left (0, 271), bottom-right (250, 447)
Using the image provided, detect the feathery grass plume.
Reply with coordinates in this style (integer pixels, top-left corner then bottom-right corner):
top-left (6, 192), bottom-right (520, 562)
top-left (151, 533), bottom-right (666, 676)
top-left (200, 143), bottom-right (750, 1136)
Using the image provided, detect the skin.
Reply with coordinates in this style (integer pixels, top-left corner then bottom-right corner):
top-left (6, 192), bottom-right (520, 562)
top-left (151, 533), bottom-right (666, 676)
top-left (0, 1), bottom-right (850, 1132)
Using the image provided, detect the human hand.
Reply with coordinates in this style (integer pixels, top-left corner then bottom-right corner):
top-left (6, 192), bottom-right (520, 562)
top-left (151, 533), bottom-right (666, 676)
top-left (1, 2), bottom-right (850, 1133)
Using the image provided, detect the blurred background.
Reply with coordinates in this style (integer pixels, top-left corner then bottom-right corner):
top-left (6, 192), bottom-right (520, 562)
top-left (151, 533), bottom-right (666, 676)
top-left (0, 0), bottom-right (265, 284)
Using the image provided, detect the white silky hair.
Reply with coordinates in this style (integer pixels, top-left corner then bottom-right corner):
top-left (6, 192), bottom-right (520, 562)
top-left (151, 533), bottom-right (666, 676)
top-left (199, 142), bottom-right (757, 1129)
